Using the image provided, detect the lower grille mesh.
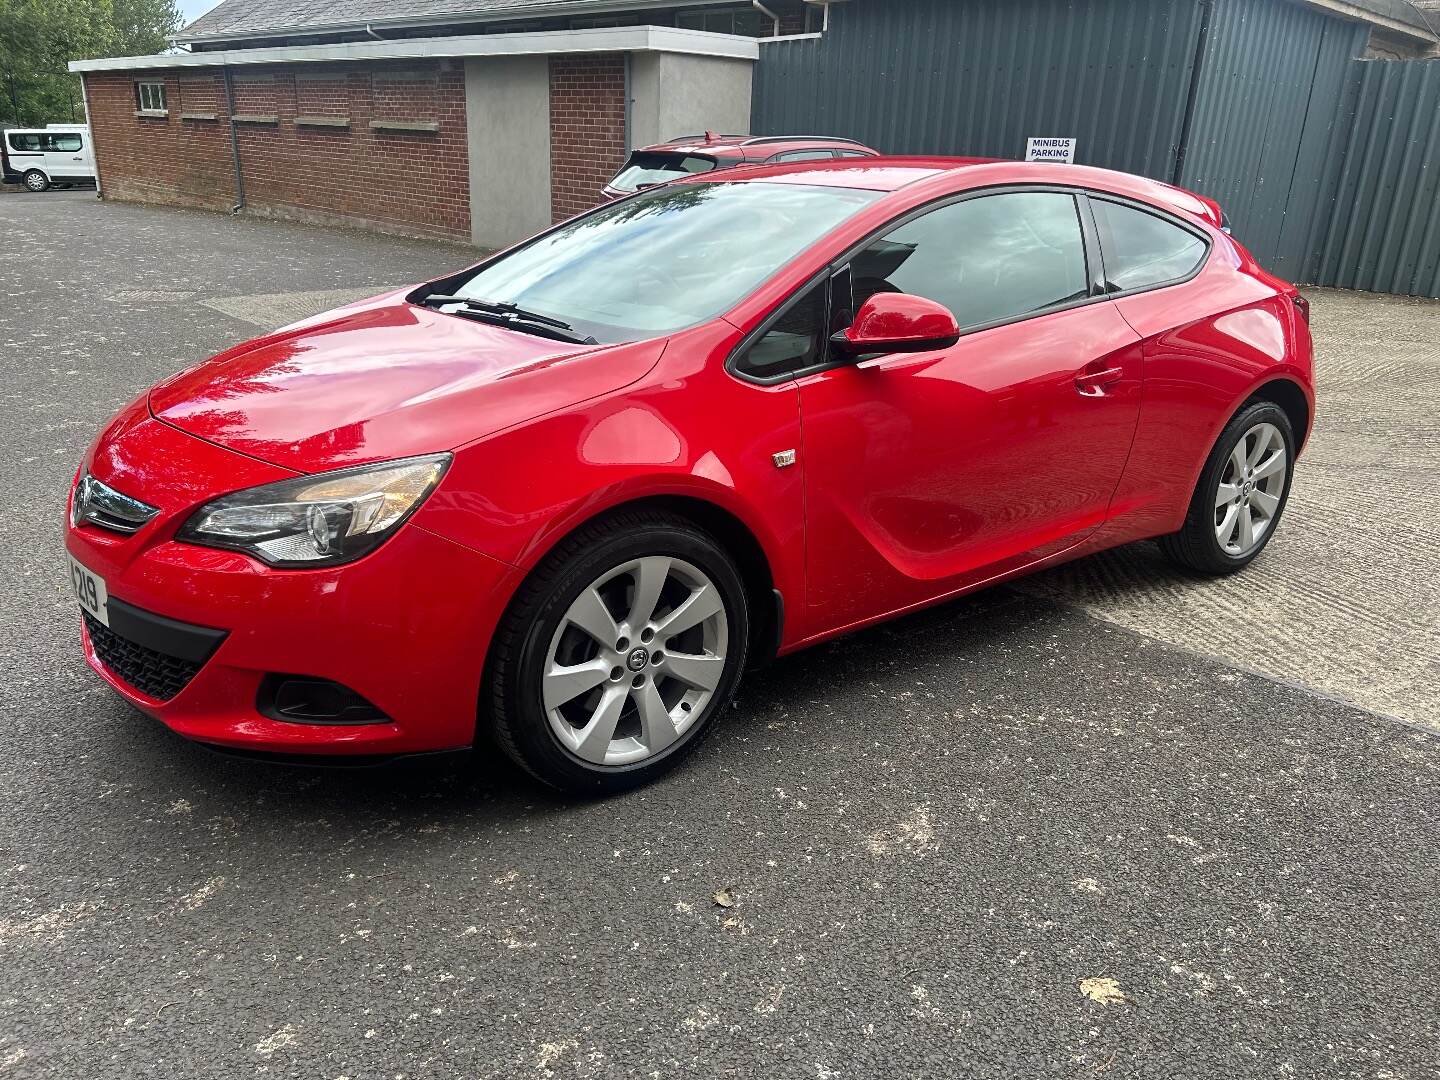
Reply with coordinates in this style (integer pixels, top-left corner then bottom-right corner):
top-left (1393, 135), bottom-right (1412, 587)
top-left (83, 612), bottom-right (203, 701)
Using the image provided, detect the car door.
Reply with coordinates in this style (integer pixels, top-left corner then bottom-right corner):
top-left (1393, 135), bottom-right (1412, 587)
top-left (6, 131), bottom-right (43, 179)
top-left (43, 131), bottom-right (86, 179)
top-left (793, 189), bottom-right (1144, 636)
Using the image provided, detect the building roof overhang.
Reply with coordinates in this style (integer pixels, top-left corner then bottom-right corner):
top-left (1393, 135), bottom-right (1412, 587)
top-left (69, 24), bottom-right (758, 73)
top-left (172, 0), bottom-right (782, 46)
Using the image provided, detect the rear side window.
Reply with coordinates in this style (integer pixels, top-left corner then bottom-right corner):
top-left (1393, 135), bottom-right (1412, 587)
top-left (6, 132), bottom-right (81, 151)
top-left (1090, 198), bottom-right (1208, 293)
top-left (770, 150), bottom-right (836, 163)
top-left (607, 152), bottom-right (716, 193)
top-left (851, 192), bottom-right (1090, 331)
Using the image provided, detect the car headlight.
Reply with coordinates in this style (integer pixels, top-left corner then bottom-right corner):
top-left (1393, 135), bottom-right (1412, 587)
top-left (177, 454), bottom-right (450, 567)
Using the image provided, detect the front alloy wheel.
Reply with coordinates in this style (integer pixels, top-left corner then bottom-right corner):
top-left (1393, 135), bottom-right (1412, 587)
top-left (488, 511), bottom-right (749, 794)
top-left (544, 556), bottom-right (728, 766)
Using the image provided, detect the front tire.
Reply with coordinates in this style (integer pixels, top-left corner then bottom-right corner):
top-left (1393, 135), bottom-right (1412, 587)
top-left (1159, 401), bottom-right (1295, 575)
top-left (23, 170), bottom-right (48, 192)
top-left (486, 511), bottom-right (750, 795)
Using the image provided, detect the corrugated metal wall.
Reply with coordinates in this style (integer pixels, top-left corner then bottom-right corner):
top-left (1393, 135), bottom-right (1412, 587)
top-left (751, 0), bottom-right (1440, 298)
top-left (1177, 0), bottom-right (1370, 278)
top-left (751, 0), bottom-right (1205, 179)
top-left (1312, 59), bottom-right (1440, 297)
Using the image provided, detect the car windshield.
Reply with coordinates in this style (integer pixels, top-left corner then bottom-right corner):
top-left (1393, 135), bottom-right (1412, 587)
top-left (608, 152), bottom-right (718, 193)
top-left (450, 182), bottom-right (882, 343)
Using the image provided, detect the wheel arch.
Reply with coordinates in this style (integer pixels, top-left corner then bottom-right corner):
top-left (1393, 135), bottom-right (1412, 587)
top-left (1243, 376), bottom-right (1311, 452)
top-left (499, 492), bottom-right (785, 672)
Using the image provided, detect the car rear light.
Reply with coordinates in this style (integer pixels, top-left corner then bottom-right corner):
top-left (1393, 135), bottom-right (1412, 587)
top-left (1292, 293), bottom-right (1311, 324)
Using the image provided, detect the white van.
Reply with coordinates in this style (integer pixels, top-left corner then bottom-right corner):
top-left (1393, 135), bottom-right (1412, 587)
top-left (2, 124), bottom-right (95, 191)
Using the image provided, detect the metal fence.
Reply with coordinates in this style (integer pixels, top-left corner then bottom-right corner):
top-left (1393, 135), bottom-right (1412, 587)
top-left (751, 0), bottom-right (1440, 298)
top-left (1310, 58), bottom-right (1440, 297)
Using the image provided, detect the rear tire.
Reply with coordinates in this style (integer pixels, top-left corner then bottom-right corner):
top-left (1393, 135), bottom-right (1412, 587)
top-left (486, 510), bottom-right (749, 795)
top-left (23, 170), bottom-right (48, 192)
top-left (1158, 401), bottom-right (1295, 575)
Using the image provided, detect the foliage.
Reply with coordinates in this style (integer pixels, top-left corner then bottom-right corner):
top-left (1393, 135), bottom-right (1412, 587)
top-left (0, 0), bottom-right (181, 126)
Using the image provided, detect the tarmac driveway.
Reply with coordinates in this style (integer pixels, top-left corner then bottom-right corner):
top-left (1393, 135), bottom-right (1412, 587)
top-left (0, 191), bottom-right (1435, 1079)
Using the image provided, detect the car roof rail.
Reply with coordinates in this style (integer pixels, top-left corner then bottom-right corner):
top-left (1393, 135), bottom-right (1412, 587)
top-left (739, 135), bottom-right (867, 147)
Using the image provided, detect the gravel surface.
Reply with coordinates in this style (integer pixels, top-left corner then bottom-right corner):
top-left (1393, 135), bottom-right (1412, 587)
top-left (2, 191), bottom-right (1436, 1080)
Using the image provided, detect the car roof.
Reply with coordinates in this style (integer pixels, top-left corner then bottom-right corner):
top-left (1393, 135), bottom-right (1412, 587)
top-left (677, 156), bottom-right (1225, 229)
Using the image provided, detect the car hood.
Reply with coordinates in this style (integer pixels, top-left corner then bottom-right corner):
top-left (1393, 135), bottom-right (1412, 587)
top-left (149, 292), bottom-right (664, 473)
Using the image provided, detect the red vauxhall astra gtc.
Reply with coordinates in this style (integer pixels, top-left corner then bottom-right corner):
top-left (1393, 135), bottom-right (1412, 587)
top-left (66, 158), bottom-right (1314, 793)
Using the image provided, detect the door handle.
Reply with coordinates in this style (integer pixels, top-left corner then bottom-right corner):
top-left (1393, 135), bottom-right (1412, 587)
top-left (1075, 365), bottom-right (1124, 397)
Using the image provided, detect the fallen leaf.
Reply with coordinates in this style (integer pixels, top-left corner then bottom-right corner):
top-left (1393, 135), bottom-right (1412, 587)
top-left (712, 888), bottom-right (736, 909)
top-left (1079, 977), bottom-right (1127, 1006)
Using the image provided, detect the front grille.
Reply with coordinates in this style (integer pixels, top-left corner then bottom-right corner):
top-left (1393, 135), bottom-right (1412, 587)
top-left (83, 612), bottom-right (203, 701)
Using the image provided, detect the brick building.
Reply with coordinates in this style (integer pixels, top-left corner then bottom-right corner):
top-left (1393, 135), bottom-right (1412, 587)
top-left (69, 0), bottom-right (811, 246)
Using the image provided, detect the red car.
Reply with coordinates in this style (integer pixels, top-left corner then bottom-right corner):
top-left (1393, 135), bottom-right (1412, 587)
top-left (601, 132), bottom-right (878, 199)
top-left (66, 157), bottom-right (1313, 793)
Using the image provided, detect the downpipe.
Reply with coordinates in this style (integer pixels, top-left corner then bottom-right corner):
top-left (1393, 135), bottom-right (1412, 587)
top-left (752, 0), bottom-right (782, 36)
top-left (222, 65), bottom-right (245, 213)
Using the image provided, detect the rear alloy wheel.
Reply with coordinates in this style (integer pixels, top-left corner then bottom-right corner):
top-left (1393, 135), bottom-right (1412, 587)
top-left (1213, 421), bottom-right (1288, 557)
top-left (1159, 401), bottom-right (1295, 575)
top-left (488, 512), bottom-right (749, 794)
top-left (23, 170), bottom-right (48, 192)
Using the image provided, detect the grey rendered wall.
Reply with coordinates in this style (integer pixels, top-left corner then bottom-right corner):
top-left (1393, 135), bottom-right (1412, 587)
top-left (630, 52), bottom-right (753, 149)
top-left (466, 55), bottom-right (551, 249)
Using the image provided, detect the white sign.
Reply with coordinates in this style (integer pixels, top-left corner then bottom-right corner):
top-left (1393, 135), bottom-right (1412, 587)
top-left (1026, 137), bottom-right (1076, 164)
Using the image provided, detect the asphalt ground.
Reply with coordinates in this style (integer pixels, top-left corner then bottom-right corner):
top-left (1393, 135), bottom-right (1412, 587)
top-left (1, 190), bottom-right (1436, 1080)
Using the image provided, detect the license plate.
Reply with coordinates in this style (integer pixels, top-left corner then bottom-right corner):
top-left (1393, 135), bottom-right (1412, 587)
top-left (68, 554), bottom-right (109, 627)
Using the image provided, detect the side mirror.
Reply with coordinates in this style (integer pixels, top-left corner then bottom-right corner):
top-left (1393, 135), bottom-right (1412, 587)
top-left (831, 292), bottom-right (961, 356)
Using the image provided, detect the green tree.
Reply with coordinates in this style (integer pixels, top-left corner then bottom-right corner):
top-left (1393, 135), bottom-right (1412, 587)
top-left (0, 0), bottom-right (181, 127)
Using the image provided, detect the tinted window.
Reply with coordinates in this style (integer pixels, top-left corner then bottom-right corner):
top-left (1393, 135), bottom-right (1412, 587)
top-left (851, 192), bottom-right (1089, 330)
top-left (608, 152), bottom-right (716, 193)
top-left (452, 181), bottom-right (881, 344)
top-left (5, 132), bottom-right (80, 151)
top-left (771, 150), bottom-right (836, 163)
top-left (1091, 199), bottom-right (1207, 292)
top-left (676, 9), bottom-right (766, 34)
top-left (734, 278), bottom-right (829, 380)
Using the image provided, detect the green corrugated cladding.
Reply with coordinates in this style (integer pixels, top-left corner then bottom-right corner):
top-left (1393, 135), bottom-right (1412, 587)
top-left (1177, 0), bottom-right (1370, 279)
top-left (1314, 59), bottom-right (1440, 297)
top-left (751, 0), bottom-right (1440, 298)
top-left (751, 0), bottom-right (1206, 178)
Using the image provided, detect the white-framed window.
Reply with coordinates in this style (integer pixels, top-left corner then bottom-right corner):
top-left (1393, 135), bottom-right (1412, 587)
top-left (136, 80), bottom-right (167, 113)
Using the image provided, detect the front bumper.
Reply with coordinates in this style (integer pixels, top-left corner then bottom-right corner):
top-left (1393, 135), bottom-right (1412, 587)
top-left (67, 410), bottom-right (518, 756)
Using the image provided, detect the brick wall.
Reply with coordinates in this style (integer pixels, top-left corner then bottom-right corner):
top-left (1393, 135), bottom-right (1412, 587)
top-left (83, 60), bottom-right (471, 241)
top-left (548, 54), bottom-right (627, 222)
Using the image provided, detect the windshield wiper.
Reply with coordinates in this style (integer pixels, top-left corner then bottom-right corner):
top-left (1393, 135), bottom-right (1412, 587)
top-left (419, 294), bottom-right (599, 344)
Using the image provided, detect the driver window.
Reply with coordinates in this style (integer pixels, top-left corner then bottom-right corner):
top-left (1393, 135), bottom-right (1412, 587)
top-left (851, 192), bottom-right (1089, 330)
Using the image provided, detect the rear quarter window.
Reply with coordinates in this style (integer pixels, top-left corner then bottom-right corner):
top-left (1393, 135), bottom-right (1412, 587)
top-left (1091, 198), bottom-right (1209, 293)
